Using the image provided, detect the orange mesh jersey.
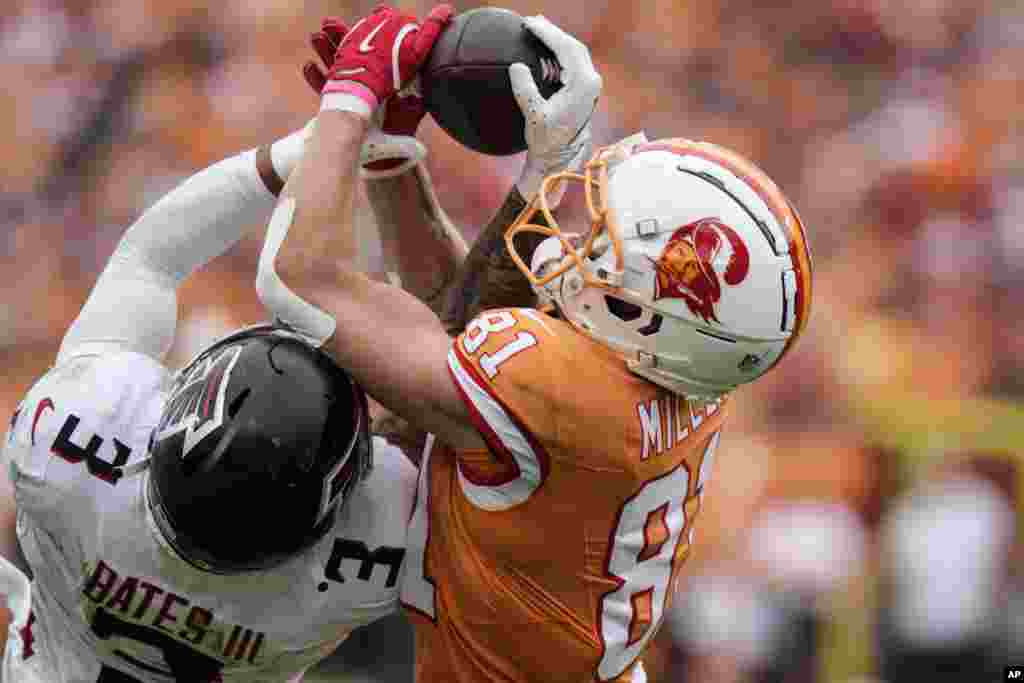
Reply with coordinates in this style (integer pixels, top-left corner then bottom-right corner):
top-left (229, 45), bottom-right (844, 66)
top-left (400, 308), bottom-right (726, 682)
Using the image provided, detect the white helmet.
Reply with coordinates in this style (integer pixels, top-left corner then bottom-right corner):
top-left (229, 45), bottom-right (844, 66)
top-left (506, 133), bottom-right (813, 400)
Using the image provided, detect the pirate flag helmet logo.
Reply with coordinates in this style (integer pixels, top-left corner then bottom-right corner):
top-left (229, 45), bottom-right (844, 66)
top-left (650, 218), bottom-right (751, 324)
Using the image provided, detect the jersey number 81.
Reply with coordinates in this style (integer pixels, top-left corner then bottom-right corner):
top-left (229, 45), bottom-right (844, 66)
top-left (598, 431), bottom-right (719, 680)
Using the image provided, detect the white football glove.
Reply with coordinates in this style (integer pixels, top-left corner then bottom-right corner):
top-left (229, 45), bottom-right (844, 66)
top-left (511, 15), bottom-right (602, 206)
top-left (270, 116), bottom-right (426, 182)
top-left (360, 96), bottom-right (428, 180)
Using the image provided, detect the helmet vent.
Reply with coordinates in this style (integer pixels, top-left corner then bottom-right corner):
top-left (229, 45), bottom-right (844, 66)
top-left (680, 168), bottom-right (782, 256)
top-left (695, 328), bottom-right (736, 344)
top-left (227, 388), bottom-right (251, 419)
top-left (634, 218), bottom-right (658, 238)
top-left (690, 169), bottom-right (724, 191)
top-left (605, 296), bottom-right (643, 321)
top-left (267, 342), bottom-right (286, 374)
top-left (780, 269), bottom-right (798, 332)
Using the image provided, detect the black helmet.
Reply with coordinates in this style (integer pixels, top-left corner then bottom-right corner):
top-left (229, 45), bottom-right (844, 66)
top-left (146, 324), bottom-right (371, 574)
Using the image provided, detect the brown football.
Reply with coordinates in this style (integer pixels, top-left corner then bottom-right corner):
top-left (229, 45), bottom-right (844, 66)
top-left (422, 7), bottom-right (562, 156)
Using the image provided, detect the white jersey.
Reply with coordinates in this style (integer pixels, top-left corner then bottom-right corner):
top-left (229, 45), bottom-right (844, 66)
top-left (2, 349), bottom-right (416, 683)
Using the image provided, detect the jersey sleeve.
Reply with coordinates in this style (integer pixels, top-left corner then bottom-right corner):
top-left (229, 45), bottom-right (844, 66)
top-left (447, 308), bottom-right (565, 511)
top-left (318, 437), bottom-right (418, 629)
top-left (3, 351), bottom-right (167, 546)
top-left (355, 437), bottom-right (419, 553)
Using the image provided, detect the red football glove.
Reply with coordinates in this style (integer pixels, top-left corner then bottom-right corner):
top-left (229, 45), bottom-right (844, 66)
top-left (304, 16), bottom-right (427, 137)
top-left (303, 17), bottom-right (348, 93)
top-left (316, 4), bottom-right (453, 117)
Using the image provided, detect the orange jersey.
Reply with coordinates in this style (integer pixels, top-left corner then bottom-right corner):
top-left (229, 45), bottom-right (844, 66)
top-left (400, 308), bottom-right (726, 682)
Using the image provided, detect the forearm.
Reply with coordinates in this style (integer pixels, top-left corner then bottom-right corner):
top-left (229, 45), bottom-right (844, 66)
top-left (365, 164), bottom-right (467, 319)
top-left (277, 113), bottom-right (366, 274)
top-left (257, 112), bottom-right (369, 345)
top-left (59, 138), bottom-right (290, 363)
top-left (444, 187), bottom-right (548, 334)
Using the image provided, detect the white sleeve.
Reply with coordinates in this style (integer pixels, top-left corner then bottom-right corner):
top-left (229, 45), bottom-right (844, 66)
top-left (57, 132), bottom-right (308, 364)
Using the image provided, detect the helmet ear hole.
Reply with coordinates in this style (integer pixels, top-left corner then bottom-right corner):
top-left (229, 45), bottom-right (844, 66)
top-left (605, 296), bottom-right (643, 321)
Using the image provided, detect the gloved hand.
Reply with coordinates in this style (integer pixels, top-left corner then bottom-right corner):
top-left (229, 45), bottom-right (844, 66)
top-left (511, 16), bottom-right (602, 206)
top-left (313, 4), bottom-right (453, 121)
top-left (304, 15), bottom-right (435, 177)
top-left (303, 17), bottom-right (348, 96)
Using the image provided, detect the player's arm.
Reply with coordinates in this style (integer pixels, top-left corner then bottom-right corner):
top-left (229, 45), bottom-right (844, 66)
top-left (444, 186), bottom-right (541, 333)
top-left (299, 17), bottom-right (596, 338)
top-left (262, 109), bottom-right (479, 448)
top-left (363, 178), bottom-right (531, 463)
top-left (55, 124), bottom-right (315, 364)
top-left (54, 90), bottom-right (443, 366)
top-left (302, 20), bottom-right (468, 322)
top-left (256, 8), bottom-right (600, 449)
top-left (256, 6), bottom-right (482, 450)
top-left (365, 165), bottom-right (467, 321)
top-left (443, 16), bottom-right (600, 332)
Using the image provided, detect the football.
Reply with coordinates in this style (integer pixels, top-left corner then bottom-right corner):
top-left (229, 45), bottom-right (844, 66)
top-left (422, 7), bottom-right (562, 156)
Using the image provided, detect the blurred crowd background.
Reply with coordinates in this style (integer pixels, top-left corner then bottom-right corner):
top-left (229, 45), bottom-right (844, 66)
top-left (2, 0), bottom-right (1024, 681)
